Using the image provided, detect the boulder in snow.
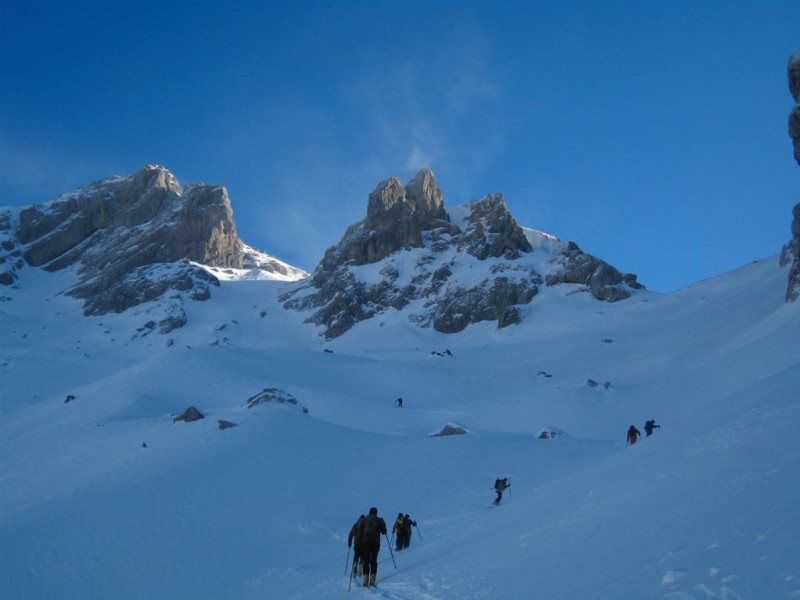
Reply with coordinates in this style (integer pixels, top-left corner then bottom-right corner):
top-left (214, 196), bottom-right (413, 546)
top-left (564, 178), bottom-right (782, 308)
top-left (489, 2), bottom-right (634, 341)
top-left (538, 427), bottom-right (568, 440)
top-left (173, 406), bottom-right (205, 423)
top-left (245, 388), bottom-right (309, 413)
top-left (430, 423), bottom-right (469, 437)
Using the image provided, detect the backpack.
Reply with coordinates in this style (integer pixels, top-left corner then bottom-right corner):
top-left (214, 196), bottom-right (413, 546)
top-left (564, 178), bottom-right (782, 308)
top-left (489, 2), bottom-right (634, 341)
top-left (361, 514), bottom-right (380, 540)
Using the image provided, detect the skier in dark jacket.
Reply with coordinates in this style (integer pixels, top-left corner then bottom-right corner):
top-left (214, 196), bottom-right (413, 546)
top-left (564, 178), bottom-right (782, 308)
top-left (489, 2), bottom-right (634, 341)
top-left (493, 477), bottom-right (510, 505)
top-left (402, 514), bottom-right (416, 549)
top-left (347, 515), bottom-right (365, 576)
top-left (644, 419), bottom-right (661, 436)
top-left (359, 507), bottom-right (387, 587)
top-left (392, 513), bottom-right (405, 551)
top-left (627, 425), bottom-right (641, 445)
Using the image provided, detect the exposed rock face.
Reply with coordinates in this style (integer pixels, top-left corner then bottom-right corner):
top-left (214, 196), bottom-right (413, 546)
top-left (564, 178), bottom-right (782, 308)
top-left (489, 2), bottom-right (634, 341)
top-left (545, 241), bottom-right (643, 301)
top-left (318, 168), bottom-right (450, 271)
top-left (789, 52), bottom-right (800, 167)
top-left (0, 165), bottom-right (304, 318)
top-left (17, 166), bottom-right (241, 269)
top-left (782, 52), bottom-right (800, 302)
top-left (283, 168), bottom-right (642, 338)
top-left (780, 203), bottom-right (800, 301)
top-left (0, 211), bottom-right (23, 288)
top-left (457, 193), bottom-right (532, 259)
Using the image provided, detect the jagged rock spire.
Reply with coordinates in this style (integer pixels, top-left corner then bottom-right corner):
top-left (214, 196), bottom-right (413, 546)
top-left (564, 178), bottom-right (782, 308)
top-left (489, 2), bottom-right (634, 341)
top-left (284, 168), bottom-right (642, 339)
top-left (782, 51), bottom-right (800, 301)
top-left (788, 52), bottom-right (800, 166)
top-left (318, 168), bottom-right (451, 272)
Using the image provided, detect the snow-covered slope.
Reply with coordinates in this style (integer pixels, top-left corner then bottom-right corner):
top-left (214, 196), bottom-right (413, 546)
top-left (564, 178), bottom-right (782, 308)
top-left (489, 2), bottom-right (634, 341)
top-left (1, 249), bottom-right (798, 599)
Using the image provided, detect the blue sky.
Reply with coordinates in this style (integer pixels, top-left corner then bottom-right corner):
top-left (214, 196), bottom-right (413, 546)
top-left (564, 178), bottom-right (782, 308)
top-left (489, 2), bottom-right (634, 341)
top-left (1, 1), bottom-right (798, 292)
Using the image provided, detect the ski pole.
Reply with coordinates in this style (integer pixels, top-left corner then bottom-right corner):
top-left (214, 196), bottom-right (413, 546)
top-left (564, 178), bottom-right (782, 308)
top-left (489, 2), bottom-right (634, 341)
top-left (344, 546), bottom-right (351, 576)
top-left (384, 534), bottom-right (397, 569)
top-left (414, 523), bottom-right (422, 541)
top-left (348, 561), bottom-right (354, 593)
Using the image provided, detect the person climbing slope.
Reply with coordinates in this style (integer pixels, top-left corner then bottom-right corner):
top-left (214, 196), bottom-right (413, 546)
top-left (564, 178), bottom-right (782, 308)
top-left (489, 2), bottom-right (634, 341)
top-left (402, 514), bottom-right (417, 549)
top-left (644, 419), bottom-right (661, 436)
top-left (493, 477), bottom-right (510, 505)
top-left (358, 507), bottom-right (387, 587)
top-left (347, 514), bottom-right (365, 577)
top-left (392, 513), bottom-right (406, 551)
top-left (627, 424), bottom-right (641, 445)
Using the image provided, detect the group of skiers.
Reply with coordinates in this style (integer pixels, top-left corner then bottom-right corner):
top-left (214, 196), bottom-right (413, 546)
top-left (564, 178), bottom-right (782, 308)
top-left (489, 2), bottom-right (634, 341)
top-left (346, 420), bottom-right (661, 588)
top-left (392, 513), bottom-right (417, 551)
top-left (627, 419), bottom-right (661, 445)
top-left (347, 507), bottom-right (417, 588)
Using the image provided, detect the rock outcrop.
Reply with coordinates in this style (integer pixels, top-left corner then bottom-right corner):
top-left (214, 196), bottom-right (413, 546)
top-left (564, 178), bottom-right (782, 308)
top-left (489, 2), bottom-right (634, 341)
top-left (317, 168), bottom-right (450, 271)
top-left (545, 241), bottom-right (643, 302)
top-left (173, 406), bottom-right (205, 423)
top-left (283, 168), bottom-right (642, 338)
top-left (0, 165), bottom-right (305, 319)
top-left (782, 51), bottom-right (800, 302)
top-left (780, 203), bottom-right (800, 302)
top-left (789, 52), bottom-right (800, 167)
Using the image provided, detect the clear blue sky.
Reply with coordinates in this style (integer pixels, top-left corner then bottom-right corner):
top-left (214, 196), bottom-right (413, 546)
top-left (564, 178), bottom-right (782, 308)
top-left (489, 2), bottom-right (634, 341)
top-left (2, 1), bottom-right (798, 292)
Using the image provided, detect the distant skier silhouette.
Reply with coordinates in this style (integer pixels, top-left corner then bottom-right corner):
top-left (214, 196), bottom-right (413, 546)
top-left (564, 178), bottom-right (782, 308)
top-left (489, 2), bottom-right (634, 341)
top-left (627, 425), bottom-right (641, 446)
top-left (493, 477), bottom-right (510, 504)
top-left (644, 419), bottom-right (660, 436)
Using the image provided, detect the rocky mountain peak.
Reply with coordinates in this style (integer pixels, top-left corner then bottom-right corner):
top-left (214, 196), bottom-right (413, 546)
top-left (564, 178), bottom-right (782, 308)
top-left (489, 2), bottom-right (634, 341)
top-left (403, 167), bottom-right (445, 217)
top-left (355, 168), bottom-right (450, 265)
top-left (283, 169), bottom-right (642, 339)
top-left (366, 168), bottom-right (445, 228)
top-left (0, 165), bottom-right (305, 325)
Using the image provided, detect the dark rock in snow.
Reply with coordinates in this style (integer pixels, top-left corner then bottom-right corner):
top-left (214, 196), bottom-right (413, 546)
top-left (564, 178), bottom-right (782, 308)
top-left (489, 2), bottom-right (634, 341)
top-left (245, 388), bottom-right (308, 413)
top-left (538, 428), bottom-right (566, 440)
top-left (431, 423), bottom-right (469, 437)
top-left (173, 406), bottom-right (205, 423)
top-left (217, 420), bottom-right (238, 430)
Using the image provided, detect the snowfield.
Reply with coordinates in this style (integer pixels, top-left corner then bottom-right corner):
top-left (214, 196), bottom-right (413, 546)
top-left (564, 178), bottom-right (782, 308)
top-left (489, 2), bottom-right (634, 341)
top-left (1, 254), bottom-right (799, 599)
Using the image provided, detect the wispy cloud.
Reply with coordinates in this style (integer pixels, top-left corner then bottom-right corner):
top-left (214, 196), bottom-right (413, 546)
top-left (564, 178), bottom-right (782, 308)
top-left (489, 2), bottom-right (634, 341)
top-left (346, 30), bottom-right (506, 186)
